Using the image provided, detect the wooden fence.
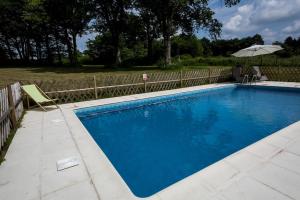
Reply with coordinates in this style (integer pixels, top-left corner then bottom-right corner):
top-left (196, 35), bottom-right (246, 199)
top-left (0, 82), bottom-right (24, 151)
top-left (20, 68), bottom-right (232, 104)
top-left (242, 66), bottom-right (300, 82)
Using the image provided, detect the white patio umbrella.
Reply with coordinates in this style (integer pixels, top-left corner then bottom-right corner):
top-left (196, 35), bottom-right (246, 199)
top-left (232, 45), bottom-right (283, 57)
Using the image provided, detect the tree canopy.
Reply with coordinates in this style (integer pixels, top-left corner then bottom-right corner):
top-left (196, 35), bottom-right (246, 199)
top-left (1, 0), bottom-right (298, 67)
top-left (0, 0), bottom-right (243, 66)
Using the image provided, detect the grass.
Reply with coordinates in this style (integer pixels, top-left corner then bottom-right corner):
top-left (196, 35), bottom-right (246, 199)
top-left (0, 65), bottom-right (225, 88)
top-left (0, 65), bottom-right (160, 87)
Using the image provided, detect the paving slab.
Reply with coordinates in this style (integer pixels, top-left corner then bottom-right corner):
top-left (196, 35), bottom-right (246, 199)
top-left (1, 82), bottom-right (300, 200)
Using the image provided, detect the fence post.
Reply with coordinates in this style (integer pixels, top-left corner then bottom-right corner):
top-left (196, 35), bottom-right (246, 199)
top-left (143, 74), bottom-right (147, 93)
top-left (7, 84), bottom-right (17, 129)
top-left (144, 80), bottom-right (147, 93)
top-left (277, 65), bottom-right (280, 81)
top-left (93, 75), bottom-right (98, 99)
top-left (180, 70), bottom-right (183, 87)
top-left (208, 68), bottom-right (212, 84)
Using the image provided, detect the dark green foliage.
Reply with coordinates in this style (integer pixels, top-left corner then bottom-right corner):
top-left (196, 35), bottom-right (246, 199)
top-left (0, 0), bottom-right (241, 66)
top-left (175, 55), bottom-right (300, 68)
top-left (1, 0), bottom-right (300, 68)
top-left (85, 33), bottom-right (115, 64)
top-left (0, 0), bottom-right (92, 66)
top-left (93, 0), bottom-right (135, 65)
top-left (171, 35), bottom-right (204, 57)
top-left (82, 33), bottom-right (300, 68)
top-left (136, 0), bottom-right (240, 64)
top-left (210, 34), bottom-right (264, 56)
top-left (274, 36), bottom-right (300, 58)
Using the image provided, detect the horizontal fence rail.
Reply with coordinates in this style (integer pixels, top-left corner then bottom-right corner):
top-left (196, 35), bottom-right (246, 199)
top-left (0, 82), bottom-right (24, 151)
top-left (19, 68), bottom-right (232, 104)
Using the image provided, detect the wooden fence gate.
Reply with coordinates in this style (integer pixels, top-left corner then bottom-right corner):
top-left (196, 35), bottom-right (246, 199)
top-left (0, 82), bottom-right (23, 151)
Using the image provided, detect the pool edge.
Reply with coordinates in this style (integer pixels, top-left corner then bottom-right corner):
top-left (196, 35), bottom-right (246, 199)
top-left (60, 82), bottom-right (300, 200)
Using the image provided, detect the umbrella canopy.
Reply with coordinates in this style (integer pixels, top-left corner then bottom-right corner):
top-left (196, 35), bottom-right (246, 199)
top-left (232, 45), bottom-right (283, 57)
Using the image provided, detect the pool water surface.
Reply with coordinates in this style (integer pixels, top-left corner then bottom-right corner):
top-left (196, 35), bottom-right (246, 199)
top-left (76, 85), bottom-right (300, 197)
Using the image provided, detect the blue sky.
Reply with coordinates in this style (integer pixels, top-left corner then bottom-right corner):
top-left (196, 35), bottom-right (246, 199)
top-left (77, 0), bottom-right (300, 51)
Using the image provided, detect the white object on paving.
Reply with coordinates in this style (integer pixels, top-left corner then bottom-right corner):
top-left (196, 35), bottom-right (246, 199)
top-left (51, 119), bottom-right (64, 123)
top-left (56, 157), bottom-right (80, 171)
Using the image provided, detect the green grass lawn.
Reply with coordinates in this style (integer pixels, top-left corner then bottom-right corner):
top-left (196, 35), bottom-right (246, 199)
top-left (0, 65), bottom-right (161, 88)
top-left (0, 65), bottom-right (222, 88)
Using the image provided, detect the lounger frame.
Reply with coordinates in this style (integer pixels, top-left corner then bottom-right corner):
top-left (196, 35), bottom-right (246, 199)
top-left (22, 84), bottom-right (59, 111)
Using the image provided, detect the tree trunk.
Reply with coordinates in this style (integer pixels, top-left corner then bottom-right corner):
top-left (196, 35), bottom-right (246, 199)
top-left (146, 23), bottom-right (153, 60)
top-left (14, 40), bottom-right (23, 60)
top-left (54, 29), bottom-right (62, 64)
top-left (115, 47), bottom-right (121, 65)
top-left (112, 33), bottom-right (122, 65)
top-left (4, 38), bottom-right (14, 60)
top-left (163, 17), bottom-right (172, 65)
top-left (72, 33), bottom-right (78, 65)
top-left (55, 39), bottom-right (62, 64)
top-left (147, 35), bottom-right (153, 60)
top-left (26, 38), bottom-right (33, 61)
top-left (64, 29), bottom-right (74, 64)
top-left (35, 39), bottom-right (42, 60)
top-left (45, 35), bottom-right (53, 64)
top-left (20, 38), bottom-right (26, 61)
top-left (164, 34), bottom-right (171, 65)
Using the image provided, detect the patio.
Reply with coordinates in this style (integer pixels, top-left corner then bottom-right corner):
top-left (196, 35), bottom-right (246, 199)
top-left (1, 82), bottom-right (300, 200)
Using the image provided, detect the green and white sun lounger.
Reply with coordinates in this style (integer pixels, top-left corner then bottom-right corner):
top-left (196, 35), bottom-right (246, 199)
top-left (21, 84), bottom-right (58, 111)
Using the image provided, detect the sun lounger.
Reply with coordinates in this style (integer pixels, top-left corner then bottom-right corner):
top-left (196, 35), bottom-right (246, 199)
top-left (21, 84), bottom-right (58, 111)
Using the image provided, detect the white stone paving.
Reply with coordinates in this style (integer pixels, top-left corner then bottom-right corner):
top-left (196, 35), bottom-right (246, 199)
top-left (0, 81), bottom-right (300, 200)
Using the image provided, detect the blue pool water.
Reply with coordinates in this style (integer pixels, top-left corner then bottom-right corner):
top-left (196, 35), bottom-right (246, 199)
top-left (76, 85), bottom-right (300, 197)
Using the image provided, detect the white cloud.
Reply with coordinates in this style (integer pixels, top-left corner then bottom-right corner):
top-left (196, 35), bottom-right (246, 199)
top-left (261, 28), bottom-right (276, 42)
top-left (253, 0), bottom-right (300, 23)
top-left (224, 4), bottom-right (255, 32)
top-left (237, 4), bottom-right (252, 14)
top-left (262, 28), bottom-right (275, 37)
top-left (219, 0), bottom-right (300, 42)
top-left (224, 15), bottom-right (243, 32)
top-left (283, 20), bottom-right (300, 33)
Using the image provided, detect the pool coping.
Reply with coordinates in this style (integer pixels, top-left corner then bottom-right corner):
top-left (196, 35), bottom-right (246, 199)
top-left (60, 81), bottom-right (300, 200)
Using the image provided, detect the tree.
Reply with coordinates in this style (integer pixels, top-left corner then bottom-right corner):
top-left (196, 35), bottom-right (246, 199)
top-left (0, 0), bottom-right (93, 65)
top-left (137, 0), bottom-right (240, 65)
top-left (171, 35), bottom-right (203, 57)
top-left (279, 36), bottom-right (300, 57)
top-left (209, 34), bottom-right (264, 56)
top-left (44, 0), bottom-right (93, 65)
top-left (0, 0), bottom-right (28, 61)
top-left (252, 34), bottom-right (264, 45)
top-left (201, 37), bottom-right (213, 56)
top-left (134, 5), bottom-right (160, 60)
top-left (94, 0), bottom-right (133, 65)
top-left (23, 0), bottom-right (53, 63)
top-left (85, 33), bottom-right (115, 64)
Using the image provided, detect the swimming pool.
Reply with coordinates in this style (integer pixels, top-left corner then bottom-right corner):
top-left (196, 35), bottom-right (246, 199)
top-left (75, 85), bottom-right (300, 197)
